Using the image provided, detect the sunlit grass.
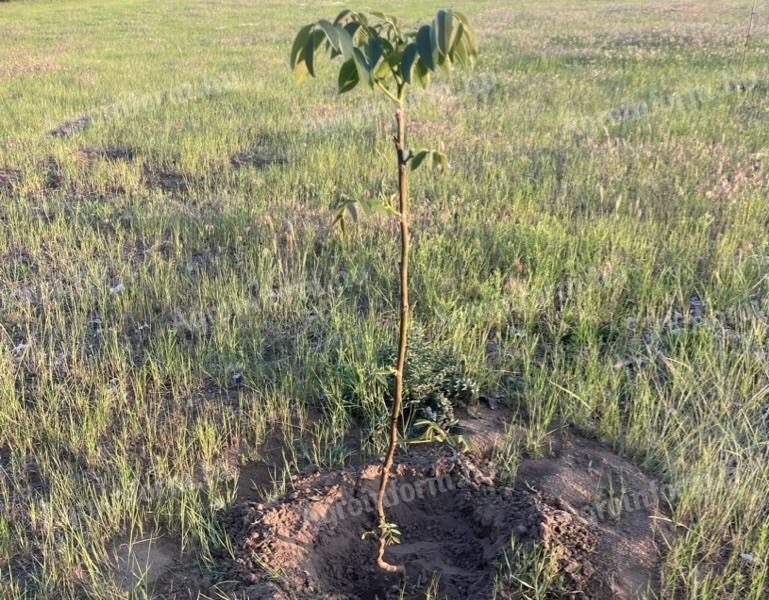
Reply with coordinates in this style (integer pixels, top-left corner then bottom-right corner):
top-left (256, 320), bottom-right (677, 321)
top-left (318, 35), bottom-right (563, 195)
top-left (1, 0), bottom-right (769, 597)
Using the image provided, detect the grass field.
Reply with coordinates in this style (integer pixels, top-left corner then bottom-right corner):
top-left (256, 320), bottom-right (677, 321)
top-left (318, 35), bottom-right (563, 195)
top-left (2, 0), bottom-right (769, 597)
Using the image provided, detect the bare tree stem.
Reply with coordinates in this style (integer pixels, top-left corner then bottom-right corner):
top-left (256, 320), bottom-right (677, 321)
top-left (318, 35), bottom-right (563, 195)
top-left (376, 101), bottom-right (409, 575)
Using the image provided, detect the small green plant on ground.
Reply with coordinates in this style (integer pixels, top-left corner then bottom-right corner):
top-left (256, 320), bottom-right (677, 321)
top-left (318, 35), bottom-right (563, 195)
top-left (328, 323), bottom-right (480, 438)
top-left (290, 9), bottom-right (478, 573)
top-left (495, 538), bottom-right (570, 599)
top-left (385, 323), bottom-right (479, 431)
top-left (493, 425), bottom-right (522, 486)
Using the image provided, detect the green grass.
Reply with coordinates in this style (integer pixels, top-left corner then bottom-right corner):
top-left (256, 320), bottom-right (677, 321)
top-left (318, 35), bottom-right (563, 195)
top-left (1, 0), bottom-right (769, 597)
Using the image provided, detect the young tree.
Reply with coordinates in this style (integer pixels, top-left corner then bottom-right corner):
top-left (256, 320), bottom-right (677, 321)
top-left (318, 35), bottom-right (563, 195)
top-left (290, 9), bottom-right (477, 573)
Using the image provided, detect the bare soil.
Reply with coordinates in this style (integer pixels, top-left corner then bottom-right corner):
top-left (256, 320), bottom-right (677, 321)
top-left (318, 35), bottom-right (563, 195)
top-left (227, 452), bottom-right (577, 599)
top-left (217, 418), bottom-right (668, 599)
top-left (139, 412), bottom-right (670, 599)
top-left (111, 535), bottom-right (179, 591)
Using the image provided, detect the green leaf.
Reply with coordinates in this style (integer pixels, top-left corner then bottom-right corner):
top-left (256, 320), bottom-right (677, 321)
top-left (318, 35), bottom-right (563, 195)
top-left (458, 18), bottom-right (478, 57)
top-left (290, 24), bottom-right (312, 69)
top-left (410, 149), bottom-right (430, 171)
top-left (371, 11), bottom-right (398, 27)
top-left (431, 21), bottom-right (450, 72)
top-left (336, 26), bottom-right (355, 60)
top-left (453, 10), bottom-right (478, 58)
top-left (365, 36), bottom-right (384, 69)
top-left (292, 10), bottom-right (477, 92)
top-left (432, 150), bottom-right (449, 173)
top-left (303, 34), bottom-right (316, 76)
top-left (465, 32), bottom-right (478, 59)
top-left (436, 10), bottom-right (453, 57)
top-left (371, 11), bottom-right (402, 38)
top-left (303, 34), bottom-right (317, 77)
top-left (414, 60), bottom-right (430, 88)
top-left (453, 10), bottom-right (470, 26)
top-left (410, 149), bottom-right (449, 173)
top-left (401, 43), bottom-right (418, 84)
top-left (415, 25), bottom-right (434, 71)
top-left (374, 60), bottom-right (392, 81)
top-left (450, 20), bottom-right (463, 49)
top-left (353, 47), bottom-right (373, 86)
top-left (429, 21), bottom-right (438, 56)
top-left (304, 29), bottom-right (326, 77)
top-left (377, 37), bottom-right (395, 58)
top-left (333, 9), bottom-right (352, 25)
top-left (451, 23), bottom-right (468, 66)
top-left (316, 19), bottom-right (339, 51)
top-left (385, 46), bottom-right (404, 67)
top-left (343, 21), bottom-right (361, 41)
top-left (338, 58), bottom-right (359, 93)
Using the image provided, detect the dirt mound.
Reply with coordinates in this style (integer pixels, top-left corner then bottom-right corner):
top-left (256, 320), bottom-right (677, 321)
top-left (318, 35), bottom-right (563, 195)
top-left (516, 433), bottom-right (669, 598)
top-left (138, 413), bottom-right (667, 599)
top-left (224, 431), bottom-right (666, 599)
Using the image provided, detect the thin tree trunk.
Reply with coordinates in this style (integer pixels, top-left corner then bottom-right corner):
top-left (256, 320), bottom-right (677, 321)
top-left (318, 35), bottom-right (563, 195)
top-left (376, 104), bottom-right (409, 574)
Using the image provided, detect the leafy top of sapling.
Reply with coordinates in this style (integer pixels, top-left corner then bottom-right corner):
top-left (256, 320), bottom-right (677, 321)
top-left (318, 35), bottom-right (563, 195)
top-left (290, 9), bottom-right (478, 96)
